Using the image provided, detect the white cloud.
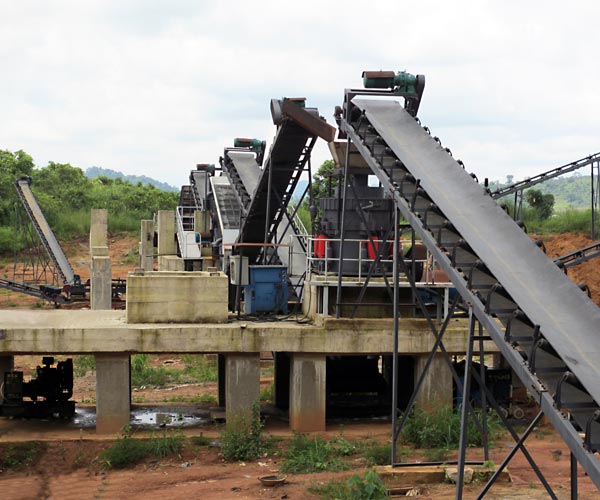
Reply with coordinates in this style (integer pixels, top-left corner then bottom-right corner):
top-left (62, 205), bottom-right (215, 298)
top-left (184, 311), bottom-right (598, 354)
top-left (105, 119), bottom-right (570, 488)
top-left (1, 0), bottom-right (600, 188)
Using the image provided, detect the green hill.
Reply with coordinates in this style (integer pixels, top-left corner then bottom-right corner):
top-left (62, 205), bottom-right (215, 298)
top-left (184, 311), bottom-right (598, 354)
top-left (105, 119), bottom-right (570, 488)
top-left (489, 173), bottom-right (594, 210)
top-left (85, 166), bottom-right (178, 192)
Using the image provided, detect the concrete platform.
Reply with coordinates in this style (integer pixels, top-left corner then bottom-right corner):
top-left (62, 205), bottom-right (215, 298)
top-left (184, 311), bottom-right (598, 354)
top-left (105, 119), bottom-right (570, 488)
top-left (0, 310), bottom-right (497, 355)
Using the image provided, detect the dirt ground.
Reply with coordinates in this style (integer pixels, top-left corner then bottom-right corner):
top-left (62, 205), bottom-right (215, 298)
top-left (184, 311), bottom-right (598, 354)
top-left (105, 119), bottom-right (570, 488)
top-left (0, 232), bottom-right (599, 498)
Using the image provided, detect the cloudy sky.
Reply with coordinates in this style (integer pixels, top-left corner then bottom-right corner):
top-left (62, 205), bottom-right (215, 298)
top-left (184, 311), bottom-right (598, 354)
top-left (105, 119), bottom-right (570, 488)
top-left (2, 1), bottom-right (599, 189)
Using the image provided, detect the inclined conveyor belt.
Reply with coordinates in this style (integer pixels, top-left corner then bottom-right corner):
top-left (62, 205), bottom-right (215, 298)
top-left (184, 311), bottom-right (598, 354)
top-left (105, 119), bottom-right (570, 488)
top-left (555, 241), bottom-right (600, 269)
top-left (343, 97), bottom-right (600, 485)
top-left (225, 151), bottom-right (262, 211)
top-left (16, 179), bottom-right (75, 284)
top-left (491, 151), bottom-right (600, 199)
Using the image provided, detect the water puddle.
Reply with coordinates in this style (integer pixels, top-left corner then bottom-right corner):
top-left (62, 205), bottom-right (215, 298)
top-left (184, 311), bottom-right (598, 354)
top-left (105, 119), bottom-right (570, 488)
top-left (71, 406), bottom-right (210, 429)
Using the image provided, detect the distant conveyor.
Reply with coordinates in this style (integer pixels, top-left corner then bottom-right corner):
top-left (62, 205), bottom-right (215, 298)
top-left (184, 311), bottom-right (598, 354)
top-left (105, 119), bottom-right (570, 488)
top-left (15, 177), bottom-right (75, 284)
top-left (554, 240), bottom-right (600, 269)
top-left (491, 152), bottom-right (600, 199)
top-left (342, 99), bottom-right (600, 485)
top-left (222, 149), bottom-right (308, 291)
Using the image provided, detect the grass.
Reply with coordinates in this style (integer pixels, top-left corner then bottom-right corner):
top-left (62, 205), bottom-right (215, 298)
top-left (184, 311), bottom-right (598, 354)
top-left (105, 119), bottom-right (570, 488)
top-left (130, 354), bottom-right (218, 388)
top-left (101, 429), bottom-right (184, 469)
top-left (0, 441), bottom-right (46, 469)
top-left (280, 433), bottom-right (349, 474)
top-left (309, 469), bottom-right (389, 500)
top-left (259, 383), bottom-right (274, 402)
top-left (361, 442), bottom-right (410, 466)
top-left (400, 405), bottom-right (500, 450)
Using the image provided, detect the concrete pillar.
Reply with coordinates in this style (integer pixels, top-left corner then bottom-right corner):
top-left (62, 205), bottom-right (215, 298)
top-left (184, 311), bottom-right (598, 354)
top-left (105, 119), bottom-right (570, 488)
top-left (225, 353), bottom-right (260, 427)
top-left (139, 220), bottom-right (154, 272)
top-left (289, 354), bottom-right (326, 432)
top-left (95, 354), bottom-right (130, 434)
top-left (90, 209), bottom-right (108, 249)
top-left (217, 354), bottom-right (226, 407)
top-left (413, 353), bottom-right (453, 411)
top-left (274, 353), bottom-right (290, 410)
top-left (157, 210), bottom-right (176, 256)
top-left (0, 356), bottom-right (14, 404)
top-left (90, 255), bottom-right (112, 310)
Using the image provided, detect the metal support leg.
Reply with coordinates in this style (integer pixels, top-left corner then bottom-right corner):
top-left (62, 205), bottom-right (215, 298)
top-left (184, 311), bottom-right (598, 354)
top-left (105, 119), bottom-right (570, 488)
top-left (391, 206), bottom-right (400, 464)
top-left (335, 137), bottom-right (351, 318)
top-left (478, 322), bottom-right (489, 461)
top-left (571, 452), bottom-right (578, 500)
top-left (455, 307), bottom-right (476, 499)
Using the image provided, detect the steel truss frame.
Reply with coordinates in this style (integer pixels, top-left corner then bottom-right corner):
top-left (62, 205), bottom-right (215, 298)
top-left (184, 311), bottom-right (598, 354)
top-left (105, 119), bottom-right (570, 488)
top-left (338, 101), bottom-right (599, 497)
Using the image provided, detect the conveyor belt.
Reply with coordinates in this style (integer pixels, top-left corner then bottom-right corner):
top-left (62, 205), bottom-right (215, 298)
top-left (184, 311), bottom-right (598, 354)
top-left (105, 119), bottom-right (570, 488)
top-left (236, 100), bottom-right (335, 264)
top-left (343, 98), bottom-right (600, 486)
top-left (491, 152), bottom-right (600, 199)
top-left (555, 241), bottom-right (600, 269)
top-left (15, 178), bottom-right (75, 284)
top-left (0, 277), bottom-right (65, 304)
top-left (190, 170), bottom-right (210, 210)
top-left (209, 176), bottom-right (241, 248)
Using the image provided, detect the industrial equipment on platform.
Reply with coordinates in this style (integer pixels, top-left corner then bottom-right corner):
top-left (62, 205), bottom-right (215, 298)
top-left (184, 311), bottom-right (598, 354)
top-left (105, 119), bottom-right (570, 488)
top-left (1, 357), bottom-right (75, 419)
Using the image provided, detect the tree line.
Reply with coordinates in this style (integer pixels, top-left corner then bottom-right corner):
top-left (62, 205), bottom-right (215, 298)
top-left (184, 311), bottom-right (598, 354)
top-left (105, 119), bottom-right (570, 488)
top-left (0, 150), bottom-right (178, 254)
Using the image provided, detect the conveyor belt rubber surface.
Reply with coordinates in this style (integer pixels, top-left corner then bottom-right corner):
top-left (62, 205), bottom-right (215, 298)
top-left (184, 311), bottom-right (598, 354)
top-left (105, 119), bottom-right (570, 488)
top-left (16, 179), bottom-right (75, 284)
top-left (344, 97), bottom-right (600, 485)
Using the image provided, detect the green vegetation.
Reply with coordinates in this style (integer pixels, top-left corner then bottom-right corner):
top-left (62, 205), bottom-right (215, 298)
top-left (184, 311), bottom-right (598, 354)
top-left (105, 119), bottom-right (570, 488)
top-left (220, 401), bottom-right (266, 462)
top-left (101, 429), bottom-right (184, 469)
top-left (309, 469), bottom-right (389, 500)
top-left (281, 433), bottom-right (349, 474)
top-left (190, 435), bottom-right (212, 447)
top-left (259, 382), bottom-right (274, 402)
top-left (0, 441), bottom-right (46, 469)
top-left (130, 354), bottom-right (218, 388)
top-left (0, 149), bottom-right (178, 254)
top-left (74, 355), bottom-right (96, 377)
top-left (400, 405), bottom-right (499, 450)
top-left (525, 189), bottom-right (554, 220)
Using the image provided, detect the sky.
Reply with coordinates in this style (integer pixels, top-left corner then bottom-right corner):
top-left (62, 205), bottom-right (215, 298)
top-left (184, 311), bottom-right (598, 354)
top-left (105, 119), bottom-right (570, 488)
top-left (2, 1), bottom-right (600, 189)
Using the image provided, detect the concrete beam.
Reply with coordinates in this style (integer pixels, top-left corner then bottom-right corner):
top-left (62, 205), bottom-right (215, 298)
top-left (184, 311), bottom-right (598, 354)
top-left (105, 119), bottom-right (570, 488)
top-left (126, 271), bottom-right (228, 323)
top-left (158, 255), bottom-right (184, 271)
top-left (413, 353), bottom-right (453, 411)
top-left (90, 255), bottom-right (112, 310)
top-left (89, 209), bottom-right (108, 249)
top-left (139, 220), bottom-right (154, 272)
top-left (157, 210), bottom-right (176, 256)
top-left (225, 353), bottom-right (260, 427)
top-left (95, 354), bottom-right (130, 434)
top-left (289, 354), bottom-right (326, 432)
top-left (0, 311), bottom-right (497, 355)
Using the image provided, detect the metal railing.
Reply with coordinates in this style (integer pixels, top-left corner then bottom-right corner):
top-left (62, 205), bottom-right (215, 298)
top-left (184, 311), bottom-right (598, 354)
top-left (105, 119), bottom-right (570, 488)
top-left (291, 235), bottom-right (452, 286)
top-left (175, 206), bottom-right (201, 260)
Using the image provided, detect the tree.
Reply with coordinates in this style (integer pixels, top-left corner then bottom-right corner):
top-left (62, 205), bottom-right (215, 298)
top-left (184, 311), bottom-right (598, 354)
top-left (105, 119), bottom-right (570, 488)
top-left (525, 189), bottom-right (554, 220)
top-left (310, 160), bottom-right (338, 200)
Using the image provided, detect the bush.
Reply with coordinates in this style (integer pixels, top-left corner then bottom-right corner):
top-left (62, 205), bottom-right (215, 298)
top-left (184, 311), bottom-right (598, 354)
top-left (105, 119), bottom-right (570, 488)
top-left (221, 401), bottom-right (265, 462)
top-left (101, 434), bottom-right (150, 469)
top-left (401, 405), bottom-right (498, 449)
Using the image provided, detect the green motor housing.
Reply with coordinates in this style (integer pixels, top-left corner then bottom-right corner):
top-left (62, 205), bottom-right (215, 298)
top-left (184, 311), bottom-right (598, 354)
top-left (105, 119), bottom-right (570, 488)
top-left (363, 70), bottom-right (418, 93)
top-left (233, 138), bottom-right (263, 150)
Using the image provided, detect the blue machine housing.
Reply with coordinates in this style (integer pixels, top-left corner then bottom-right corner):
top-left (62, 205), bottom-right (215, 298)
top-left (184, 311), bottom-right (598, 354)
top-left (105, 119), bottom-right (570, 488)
top-left (243, 265), bottom-right (288, 314)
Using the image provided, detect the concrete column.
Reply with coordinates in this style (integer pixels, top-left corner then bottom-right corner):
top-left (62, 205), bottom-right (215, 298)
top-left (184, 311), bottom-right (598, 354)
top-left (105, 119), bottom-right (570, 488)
top-left (139, 220), bottom-right (154, 272)
top-left (217, 354), bottom-right (226, 407)
top-left (289, 354), bottom-right (326, 432)
top-left (90, 209), bottom-right (108, 249)
top-left (95, 354), bottom-right (130, 434)
top-left (413, 353), bottom-right (453, 411)
top-left (225, 353), bottom-right (260, 427)
top-left (157, 210), bottom-right (176, 256)
top-left (90, 255), bottom-right (112, 310)
top-left (0, 356), bottom-right (14, 404)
